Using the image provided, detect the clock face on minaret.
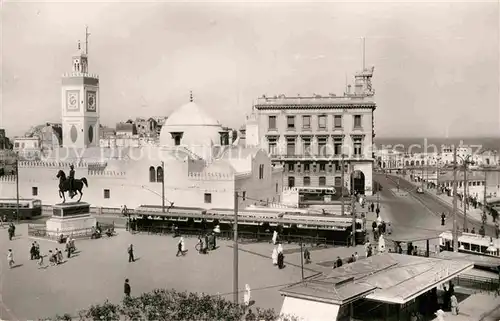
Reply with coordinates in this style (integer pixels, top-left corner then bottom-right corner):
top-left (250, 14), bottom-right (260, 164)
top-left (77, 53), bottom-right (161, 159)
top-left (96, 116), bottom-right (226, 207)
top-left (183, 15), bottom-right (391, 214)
top-left (66, 91), bottom-right (80, 111)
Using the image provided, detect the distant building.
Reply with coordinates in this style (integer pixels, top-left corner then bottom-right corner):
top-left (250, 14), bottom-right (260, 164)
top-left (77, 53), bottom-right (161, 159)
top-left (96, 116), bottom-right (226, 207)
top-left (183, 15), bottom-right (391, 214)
top-left (135, 117), bottom-right (159, 137)
top-left (100, 126), bottom-right (116, 139)
top-left (249, 67), bottom-right (376, 195)
top-left (13, 136), bottom-right (41, 160)
top-left (40, 123), bottom-right (62, 152)
top-left (0, 129), bottom-right (11, 150)
top-left (115, 122), bottom-right (137, 137)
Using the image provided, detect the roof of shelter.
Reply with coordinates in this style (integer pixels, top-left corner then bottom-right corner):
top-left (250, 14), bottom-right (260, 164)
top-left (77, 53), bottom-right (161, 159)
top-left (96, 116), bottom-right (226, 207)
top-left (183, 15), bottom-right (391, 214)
top-left (281, 253), bottom-right (473, 305)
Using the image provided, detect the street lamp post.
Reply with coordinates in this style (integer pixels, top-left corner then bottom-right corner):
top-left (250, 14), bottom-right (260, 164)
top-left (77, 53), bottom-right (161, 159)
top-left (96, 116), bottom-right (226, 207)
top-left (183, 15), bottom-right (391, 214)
top-left (15, 152), bottom-right (20, 224)
top-left (459, 155), bottom-right (474, 231)
top-left (341, 154), bottom-right (345, 216)
top-left (161, 161), bottom-right (165, 213)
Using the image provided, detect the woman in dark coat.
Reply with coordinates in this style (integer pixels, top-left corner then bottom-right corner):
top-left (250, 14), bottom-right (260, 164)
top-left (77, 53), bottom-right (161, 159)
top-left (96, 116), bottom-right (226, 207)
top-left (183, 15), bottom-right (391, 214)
top-left (278, 252), bottom-right (284, 269)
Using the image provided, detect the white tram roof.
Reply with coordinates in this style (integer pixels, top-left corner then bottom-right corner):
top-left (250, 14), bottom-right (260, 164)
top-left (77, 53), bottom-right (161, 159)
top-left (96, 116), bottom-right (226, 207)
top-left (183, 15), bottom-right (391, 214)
top-left (437, 251), bottom-right (500, 268)
top-left (440, 231), bottom-right (500, 248)
top-left (134, 205), bottom-right (361, 226)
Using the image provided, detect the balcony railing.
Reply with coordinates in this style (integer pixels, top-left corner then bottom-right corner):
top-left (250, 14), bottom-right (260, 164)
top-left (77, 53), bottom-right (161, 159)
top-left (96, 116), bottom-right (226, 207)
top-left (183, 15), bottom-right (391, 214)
top-left (270, 153), bottom-right (371, 160)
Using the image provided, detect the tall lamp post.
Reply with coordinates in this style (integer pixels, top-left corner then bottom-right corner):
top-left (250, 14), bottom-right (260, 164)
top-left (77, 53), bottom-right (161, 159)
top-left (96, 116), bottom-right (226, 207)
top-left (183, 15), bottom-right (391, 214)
top-left (161, 161), bottom-right (165, 213)
top-left (15, 152), bottom-right (20, 224)
top-left (457, 155), bottom-right (474, 231)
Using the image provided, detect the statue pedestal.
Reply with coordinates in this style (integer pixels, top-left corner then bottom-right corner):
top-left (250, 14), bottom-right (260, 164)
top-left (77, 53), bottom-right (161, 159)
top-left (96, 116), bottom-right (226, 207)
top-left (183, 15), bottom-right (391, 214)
top-left (45, 202), bottom-right (96, 237)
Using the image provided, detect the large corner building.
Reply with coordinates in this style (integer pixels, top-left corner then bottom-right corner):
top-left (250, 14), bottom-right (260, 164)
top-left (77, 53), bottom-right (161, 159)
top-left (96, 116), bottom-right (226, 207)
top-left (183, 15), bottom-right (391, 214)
top-left (247, 67), bottom-right (376, 196)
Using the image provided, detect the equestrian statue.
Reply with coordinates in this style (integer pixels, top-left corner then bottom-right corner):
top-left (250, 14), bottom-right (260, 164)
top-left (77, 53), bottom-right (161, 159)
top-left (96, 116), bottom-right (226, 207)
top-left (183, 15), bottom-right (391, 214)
top-left (56, 165), bottom-right (88, 203)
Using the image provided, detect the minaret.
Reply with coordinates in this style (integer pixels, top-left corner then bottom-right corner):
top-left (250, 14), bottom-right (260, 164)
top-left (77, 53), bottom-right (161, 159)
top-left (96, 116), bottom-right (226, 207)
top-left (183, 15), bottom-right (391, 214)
top-left (61, 26), bottom-right (100, 149)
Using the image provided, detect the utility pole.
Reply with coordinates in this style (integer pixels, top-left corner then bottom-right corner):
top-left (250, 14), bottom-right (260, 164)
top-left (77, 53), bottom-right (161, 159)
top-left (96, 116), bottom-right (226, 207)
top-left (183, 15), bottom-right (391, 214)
top-left (452, 147), bottom-right (458, 252)
top-left (463, 163), bottom-right (468, 231)
top-left (15, 153), bottom-right (20, 224)
top-left (161, 161), bottom-right (165, 213)
top-left (351, 193), bottom-right (356, 247)
top-left (300, 240), bottom-right (304, 280)
top-left (341, 154), bottom-right (345, 216)
top-left (233, 191), bottom-right (239, 304)
top-left (483, 170), bottom-right (488, 225)
top-left (421, 165), bottom-right (425, 190)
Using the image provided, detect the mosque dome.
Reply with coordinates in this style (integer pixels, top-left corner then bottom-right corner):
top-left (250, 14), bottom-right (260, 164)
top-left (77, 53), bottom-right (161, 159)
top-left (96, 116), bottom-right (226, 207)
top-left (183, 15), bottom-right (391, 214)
top-left (160, 98), bottom-right (223, 151)
top-left (164, 102), bottom-right (219, 127)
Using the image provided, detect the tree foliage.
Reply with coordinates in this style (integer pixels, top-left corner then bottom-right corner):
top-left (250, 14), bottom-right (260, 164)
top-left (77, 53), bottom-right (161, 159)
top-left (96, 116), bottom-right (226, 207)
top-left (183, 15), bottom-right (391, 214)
top-left (41, 288), bottom-right (301, 321)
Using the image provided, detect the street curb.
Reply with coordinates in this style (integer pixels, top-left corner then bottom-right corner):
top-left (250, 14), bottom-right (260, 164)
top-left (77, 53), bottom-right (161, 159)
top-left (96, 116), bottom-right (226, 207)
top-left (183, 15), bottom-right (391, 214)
top-left (479, 303), bottom-right (500, 321)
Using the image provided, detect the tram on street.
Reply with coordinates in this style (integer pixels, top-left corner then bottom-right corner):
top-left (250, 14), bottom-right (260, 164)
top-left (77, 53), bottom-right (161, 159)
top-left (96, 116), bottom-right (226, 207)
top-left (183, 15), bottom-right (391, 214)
top-left (134, 205), bottom-right (366, 244)
top-left (0, 198), bottom-right (43, 220)
top-left (439, 231), bottom-right (500, 258)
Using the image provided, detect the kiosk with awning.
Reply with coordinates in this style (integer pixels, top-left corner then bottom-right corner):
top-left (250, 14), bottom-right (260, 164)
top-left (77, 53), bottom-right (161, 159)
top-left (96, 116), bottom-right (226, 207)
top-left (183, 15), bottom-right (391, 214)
top-left (280, 253), bottom-right (473, 321)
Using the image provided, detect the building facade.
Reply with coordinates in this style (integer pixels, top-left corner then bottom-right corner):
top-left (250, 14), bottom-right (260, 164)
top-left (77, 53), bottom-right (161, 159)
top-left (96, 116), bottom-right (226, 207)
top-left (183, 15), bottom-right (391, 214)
top-left (249, 67), bottom-right (376, 195)
top-left (0, 33), bottom-right (283, 210)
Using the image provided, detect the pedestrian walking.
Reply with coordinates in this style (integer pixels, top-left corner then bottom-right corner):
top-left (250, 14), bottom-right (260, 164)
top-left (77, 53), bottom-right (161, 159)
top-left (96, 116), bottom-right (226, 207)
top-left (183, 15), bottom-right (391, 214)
top-left (57, 248), bottom-right (63, 263)
top-left (441, 213), bottom-right (446, 226)
top-left (7, 249), bottom-right (14, 268)
top-left (450, 294), bottom-right (458, 315)
top-left (124, 279), bottom-right (131, 297)
top-left (176, 237), bottom-right (186, 256)
top-left (304, 247), bottom-right (311, 264)
top-left (243, 284), bottom-right (251, 307)
top-left (128, 244), bottom-right (135, 262)
top-left (30, 243), bottom-right (36, 260)
top-left (272, 247), bottom-right (278, 265)
top-left (38, 251), bottom-right (44, 268)
top-left (375, 207), bottom-right (380, 217)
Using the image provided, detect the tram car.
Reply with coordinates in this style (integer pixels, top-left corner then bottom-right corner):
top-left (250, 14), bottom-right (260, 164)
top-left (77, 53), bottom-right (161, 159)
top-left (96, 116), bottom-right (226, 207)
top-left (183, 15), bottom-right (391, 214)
top-left (0, 198), bottom-right (43, 220)
top-left (439, 231), bottom-right (500, 258)
top-left (134, 205), bottom-right (366, 244)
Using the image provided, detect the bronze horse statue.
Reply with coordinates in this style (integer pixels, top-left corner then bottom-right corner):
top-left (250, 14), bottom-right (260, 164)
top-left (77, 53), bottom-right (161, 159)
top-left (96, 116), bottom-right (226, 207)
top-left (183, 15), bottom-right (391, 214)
top-left (56, 170), bottom-right (88, 203)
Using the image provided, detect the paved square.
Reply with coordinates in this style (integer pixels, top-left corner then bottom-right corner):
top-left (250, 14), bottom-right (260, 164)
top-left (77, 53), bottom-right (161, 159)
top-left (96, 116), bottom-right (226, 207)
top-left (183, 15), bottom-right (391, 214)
top-left (0, 225), bottom-right (320, 320)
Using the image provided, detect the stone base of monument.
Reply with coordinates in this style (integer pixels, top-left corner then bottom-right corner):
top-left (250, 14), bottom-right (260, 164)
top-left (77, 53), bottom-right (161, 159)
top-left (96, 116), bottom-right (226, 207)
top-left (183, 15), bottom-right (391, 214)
top-left (45, 202), bottom-right (96, 237)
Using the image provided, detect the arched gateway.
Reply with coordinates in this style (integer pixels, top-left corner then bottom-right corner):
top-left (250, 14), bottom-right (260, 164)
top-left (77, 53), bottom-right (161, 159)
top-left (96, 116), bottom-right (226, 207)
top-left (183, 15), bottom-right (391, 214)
top-left (351, 170), bottom-right (365, 195)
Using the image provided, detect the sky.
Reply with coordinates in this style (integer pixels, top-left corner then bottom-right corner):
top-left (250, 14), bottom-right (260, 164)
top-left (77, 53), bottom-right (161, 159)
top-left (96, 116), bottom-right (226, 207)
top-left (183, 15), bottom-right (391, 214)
top-left (1, 0), bottom-right (499, 138)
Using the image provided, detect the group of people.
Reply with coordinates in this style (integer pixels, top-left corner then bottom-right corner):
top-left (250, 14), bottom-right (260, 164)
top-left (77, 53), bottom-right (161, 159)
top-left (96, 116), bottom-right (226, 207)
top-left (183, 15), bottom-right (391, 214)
top-left (271, 243), bottom-right (285, 269)
top-left (196, 233), bottom-right (217, 254)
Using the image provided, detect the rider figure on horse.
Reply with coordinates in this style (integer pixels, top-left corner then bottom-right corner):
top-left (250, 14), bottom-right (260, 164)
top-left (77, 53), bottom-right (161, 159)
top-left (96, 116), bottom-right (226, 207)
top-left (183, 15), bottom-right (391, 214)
top-left (69, 165), bottom-right (75, 198)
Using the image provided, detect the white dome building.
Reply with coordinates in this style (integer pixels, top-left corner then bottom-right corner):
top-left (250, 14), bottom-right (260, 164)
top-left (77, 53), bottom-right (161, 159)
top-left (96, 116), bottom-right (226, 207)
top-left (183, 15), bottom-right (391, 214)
top-left (160, 96), bottom-right (226, 160)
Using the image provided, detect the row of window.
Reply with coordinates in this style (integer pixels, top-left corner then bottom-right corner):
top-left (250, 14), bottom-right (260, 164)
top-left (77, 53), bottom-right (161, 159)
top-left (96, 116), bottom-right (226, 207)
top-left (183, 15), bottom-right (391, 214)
top-left (170, 132), bottom-right (231, 146)
top-left (288, 176), bottom-right (331, 188)
top-left (286, 162), bottom-right (348, 173)
top-left (149, 166), bottom-right (164, 182)
top-left (442, 180), bottom-right (485, 187)
top-left (269, 137), bottom-right (363, 156)
top-left (31, 186), bottom-right (112, 199)
top-left (268, 115), bottom-right (362, 131)
top-left (301, 176), bottom-right (343, 187)
top-left (30, 186), bottom-right (221, 204)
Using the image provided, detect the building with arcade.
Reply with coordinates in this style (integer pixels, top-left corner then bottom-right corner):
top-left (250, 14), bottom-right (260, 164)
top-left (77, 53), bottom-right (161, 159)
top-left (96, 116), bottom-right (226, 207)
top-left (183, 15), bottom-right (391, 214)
top-left (0, 34), bottom-right (283, 210)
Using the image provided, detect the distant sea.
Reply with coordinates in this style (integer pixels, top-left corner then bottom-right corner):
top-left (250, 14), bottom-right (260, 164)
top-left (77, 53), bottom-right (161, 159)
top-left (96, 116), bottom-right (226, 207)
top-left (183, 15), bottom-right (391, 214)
top-left (374, 137), bottom-right (500, 153)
